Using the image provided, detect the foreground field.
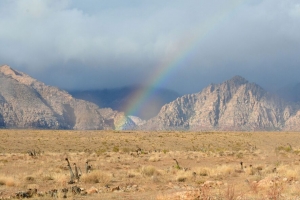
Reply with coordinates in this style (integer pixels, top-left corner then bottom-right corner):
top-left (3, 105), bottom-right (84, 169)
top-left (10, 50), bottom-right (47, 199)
top-left (1, 130), bottom-right (300, 199)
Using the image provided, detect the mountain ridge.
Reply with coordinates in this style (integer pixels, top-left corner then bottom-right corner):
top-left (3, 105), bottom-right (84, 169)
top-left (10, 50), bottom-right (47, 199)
top-left (139, 76), bottom-right (299, 131)
top-left (0, 65), bottom-right (122, 129)
top-left (1, 65), bottom-right (300, 131)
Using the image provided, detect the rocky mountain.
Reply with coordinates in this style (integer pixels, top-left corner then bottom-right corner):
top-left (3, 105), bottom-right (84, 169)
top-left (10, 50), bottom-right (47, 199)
top-left (139, 76), bottom-right (300, 131)
top-left (2, 65), bottom-right (300, 131)
top-left (0, 65), bottom-right (125, 130)
top-left (69, 86), bottom-right (180, 120)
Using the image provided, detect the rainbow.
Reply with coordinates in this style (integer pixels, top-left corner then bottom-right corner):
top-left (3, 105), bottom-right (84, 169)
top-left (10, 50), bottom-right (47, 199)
top-left (116, 0), bottom-right (244, 130)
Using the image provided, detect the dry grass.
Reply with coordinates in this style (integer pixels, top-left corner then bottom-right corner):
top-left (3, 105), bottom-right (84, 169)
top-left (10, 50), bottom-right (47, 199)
top-left (1, 130), bottom-right (300, 199)
top-left (81, 170), bottom-right (111, 185)
top-left (0, 175), bottom-right (16, 187)
top-left (140, 165), bottom-right (156, 176)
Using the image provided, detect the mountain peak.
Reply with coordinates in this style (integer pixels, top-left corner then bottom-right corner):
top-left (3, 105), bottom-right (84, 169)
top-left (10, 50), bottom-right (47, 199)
top-left (0, 65), bottom-right (22, 77)
top-left (227, 75), bottom-right (248, 85)
top-left (0, 65), bottom-right (118, 130)
top-left (0, 65), bottom-right (38, 87)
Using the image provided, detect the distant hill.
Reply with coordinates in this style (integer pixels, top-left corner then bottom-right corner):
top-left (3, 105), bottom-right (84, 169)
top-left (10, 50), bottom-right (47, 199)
top-left (0, 65), bottom-right (124, 129)
top-left (69, 86), bottom-right (180, 120)
top-left (139, 76), bottom-right (300, 131)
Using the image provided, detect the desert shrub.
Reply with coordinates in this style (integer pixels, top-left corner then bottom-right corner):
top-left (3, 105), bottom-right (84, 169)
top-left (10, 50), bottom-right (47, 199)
top-left (95, 148), bottom-right (106, 155)
top-left (81, 170), bottom-right (111, 185)
top-left (50, 172), bottom-right (69, 185)
top-left (140, 166), bottom-right (160, 177)
top-left (127, 172), bottom-right (135, 178)
top-left (286, 169), bottom-right (298, 181)
top-left (127, 169), bottom-right (141, 179)
top-left (112, 146), bottom-right (119, 152)
top-left (25, 176), bottom-right (35, 182)
top-left (293, 149), bottom-right (300, 155)
top-left (175, 170), bottom-right (194, 182)
top-left (176, 176), bottom-right (186, 182)
top-left (42, 174), bottom-right (55, 181)
top-left (209, 165), bottom-right (234, 178)
top-left (236, 152), bottom-right (243, 159)
top-left (198, 168), bottom-right (210, 176)
top-left (121, 147), bottom-right (131, 153)
top-left (148, 155), bottom-right (161, 162)
top-left (277, 165), bottom-right (299, 181)
top-left (275, 145), bottom-right (293, 153)
top-left (0, 175), bottom-right (16, 187)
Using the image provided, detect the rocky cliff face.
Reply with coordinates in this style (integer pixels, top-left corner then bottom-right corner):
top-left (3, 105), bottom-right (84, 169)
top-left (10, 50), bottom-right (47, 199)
top-left (140, 76), bottom-right (299, 131)
top-left (0, 65), bottom-right (122, 130)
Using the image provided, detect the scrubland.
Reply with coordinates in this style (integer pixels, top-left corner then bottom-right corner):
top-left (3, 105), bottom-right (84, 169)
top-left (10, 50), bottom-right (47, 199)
top-left (1, 130), bottom-right (300, 199)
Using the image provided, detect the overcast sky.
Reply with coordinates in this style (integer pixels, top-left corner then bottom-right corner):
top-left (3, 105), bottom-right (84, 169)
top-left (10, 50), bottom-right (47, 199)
top-left (0, 0), bottom-right (299, 94)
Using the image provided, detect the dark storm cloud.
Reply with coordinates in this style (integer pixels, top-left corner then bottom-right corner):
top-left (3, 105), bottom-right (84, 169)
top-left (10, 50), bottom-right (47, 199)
top-left (0, 0), bottom-right (299, 94)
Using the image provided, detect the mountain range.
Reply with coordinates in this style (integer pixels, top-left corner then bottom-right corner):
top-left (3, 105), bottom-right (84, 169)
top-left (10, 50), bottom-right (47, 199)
top-left (1, 65), bottom-right (300, 131)
top-left (69, 86), bottom-right (180, 120)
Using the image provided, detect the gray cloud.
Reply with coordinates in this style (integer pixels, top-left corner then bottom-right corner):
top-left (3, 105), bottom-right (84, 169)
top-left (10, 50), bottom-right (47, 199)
top-left (0, 0), bottom-right (299, 94)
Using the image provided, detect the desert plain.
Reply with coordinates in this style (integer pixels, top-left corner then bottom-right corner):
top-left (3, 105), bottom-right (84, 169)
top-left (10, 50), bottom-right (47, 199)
top-left (1, 130), bottom-right (300, 199)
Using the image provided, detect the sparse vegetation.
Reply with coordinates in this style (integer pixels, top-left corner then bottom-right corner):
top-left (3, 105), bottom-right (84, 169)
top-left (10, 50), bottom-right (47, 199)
top-left (0, 175), bottom-right (16, 187)
top-left (275, 144), bottom-right (293, 153)
top-left (1, 130), bottom-right (300, 199)
top-left (112, 145), bottom-right (119, 152)
top-left (81, 170), bottom-right (111, 185)
top-left (140, 165), bottom-right (160, 177)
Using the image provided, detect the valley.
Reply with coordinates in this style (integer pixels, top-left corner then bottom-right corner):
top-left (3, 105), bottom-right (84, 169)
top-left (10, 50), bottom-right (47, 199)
top-left (0, 130), bottom-right (300, 199)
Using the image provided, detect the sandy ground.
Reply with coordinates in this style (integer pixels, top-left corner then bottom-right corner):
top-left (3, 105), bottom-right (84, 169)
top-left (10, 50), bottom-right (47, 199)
top-left (1, 130), bottom-right (300, 199)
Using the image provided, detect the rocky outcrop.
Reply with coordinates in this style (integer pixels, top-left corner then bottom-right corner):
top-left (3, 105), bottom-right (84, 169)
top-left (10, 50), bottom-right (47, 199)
top-left (0, 65), bottom-right (127, 129)
top-left (140, 76), bottom-right (300, 131)
top-left (283, 110), bottom-right (300, 131)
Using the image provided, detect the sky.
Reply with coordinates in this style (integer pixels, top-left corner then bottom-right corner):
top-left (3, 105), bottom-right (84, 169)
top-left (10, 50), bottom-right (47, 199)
top-left (0, 0), bottom-right (300, 94)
